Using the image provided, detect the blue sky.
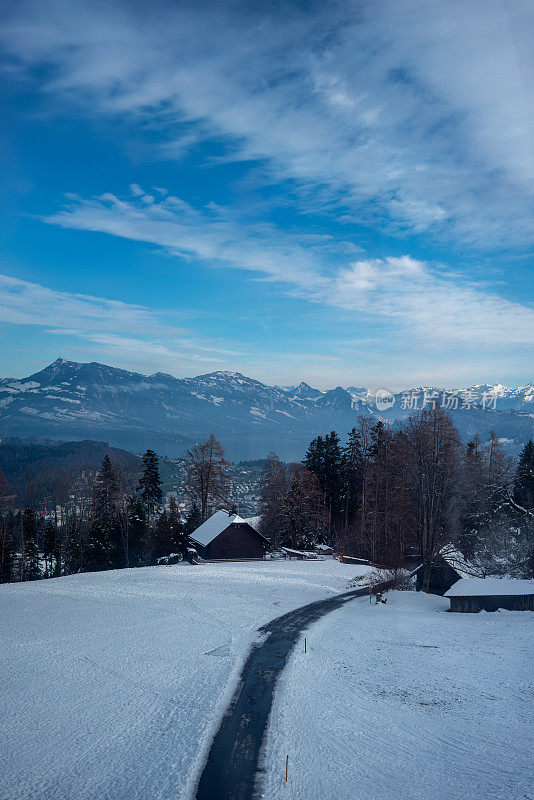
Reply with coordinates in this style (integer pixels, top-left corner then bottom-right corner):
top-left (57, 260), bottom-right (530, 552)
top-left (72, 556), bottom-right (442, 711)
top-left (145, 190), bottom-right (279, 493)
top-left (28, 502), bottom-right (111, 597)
top-left (0, 0), bottom-right (532, 390)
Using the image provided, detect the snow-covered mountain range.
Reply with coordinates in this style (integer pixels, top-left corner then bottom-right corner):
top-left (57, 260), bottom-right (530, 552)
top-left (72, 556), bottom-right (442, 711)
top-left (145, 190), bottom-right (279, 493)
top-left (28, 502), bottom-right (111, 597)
top-left (1, 359), bottom-right (532, 459)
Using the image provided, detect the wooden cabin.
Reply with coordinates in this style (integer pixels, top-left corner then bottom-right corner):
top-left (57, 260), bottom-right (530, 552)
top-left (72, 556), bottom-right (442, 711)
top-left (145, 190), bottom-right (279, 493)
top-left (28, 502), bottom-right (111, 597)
top-left (191, 510), bottom-right (270, 560)
top-left (414, 543), bottom-right (485, 595)
top-left (445, 578), bottom-right (534, 612)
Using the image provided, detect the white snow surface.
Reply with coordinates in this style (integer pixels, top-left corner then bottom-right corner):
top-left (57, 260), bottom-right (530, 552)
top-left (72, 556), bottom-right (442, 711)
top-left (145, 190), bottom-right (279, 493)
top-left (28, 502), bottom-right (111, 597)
top-left (0, 559), bottom-right (365, 800)
top-left (261, 591), bottom-right (533, 800)
top-left (445, 577), bottom-right (534, 596)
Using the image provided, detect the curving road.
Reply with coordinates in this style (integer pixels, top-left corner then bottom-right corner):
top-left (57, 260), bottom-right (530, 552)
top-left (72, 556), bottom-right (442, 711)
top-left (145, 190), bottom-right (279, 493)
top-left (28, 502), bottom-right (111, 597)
top-left (195, 582), bottom-right (389, 800)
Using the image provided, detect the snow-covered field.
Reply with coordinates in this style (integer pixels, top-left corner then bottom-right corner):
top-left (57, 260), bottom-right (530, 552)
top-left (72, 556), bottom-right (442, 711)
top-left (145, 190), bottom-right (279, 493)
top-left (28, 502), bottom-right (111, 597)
top-left (0, 559), bottom-right (365, 800)
top-left (261, 591), bottom-right (533, 800)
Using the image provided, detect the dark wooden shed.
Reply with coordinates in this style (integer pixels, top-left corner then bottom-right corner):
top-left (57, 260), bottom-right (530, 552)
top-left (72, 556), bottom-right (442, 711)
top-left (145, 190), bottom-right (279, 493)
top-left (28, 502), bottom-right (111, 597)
top-left (191, 510), bottom-right (269, 560)
top-left (445, 578), bottom-right (534, 612)
top-left (414, 543), bottom-right (485, 595)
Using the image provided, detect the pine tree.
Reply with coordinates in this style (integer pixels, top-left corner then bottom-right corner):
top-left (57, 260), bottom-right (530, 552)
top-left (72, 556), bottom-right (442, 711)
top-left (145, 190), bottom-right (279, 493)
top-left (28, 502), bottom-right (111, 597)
top-left (168, 496), bottom-right (190, 559)
top-left (154, 510), bottom-right (174, 559)
top-left (127, 496), bottom-right (147, 567)
top-left (94, 455), bottom-right (122, 567)
top-left (183, 502), bottom-right (202, 536)
top-left (85, 518), bottom-right (112, 572)
top-left (18, 508), bottom-right (41, 581)
top-left (137, 450), bottom-right (163, 564)
top-left (304, 432), bottom-right (343, 540)
top-left (513, 440), bottom-right (534, 511)
top-left (137, 450), bottom-right (163, 517)
top-left (0, 511), bottom-right (14, 583)
top-left (42, 521), bottom-right (57, 578)
top-left (85, 456), bottom-right (122, 572)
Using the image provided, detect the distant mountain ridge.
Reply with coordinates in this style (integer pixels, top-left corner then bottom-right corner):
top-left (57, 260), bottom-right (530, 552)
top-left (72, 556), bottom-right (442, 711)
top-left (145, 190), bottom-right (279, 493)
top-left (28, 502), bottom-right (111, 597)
top-left (0, 358), bottom-right (532, 460)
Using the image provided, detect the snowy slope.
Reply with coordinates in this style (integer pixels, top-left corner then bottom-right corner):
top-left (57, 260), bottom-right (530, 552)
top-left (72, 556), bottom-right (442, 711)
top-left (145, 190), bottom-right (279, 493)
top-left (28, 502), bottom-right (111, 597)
top-left (0, 559), bottom-right (368, 800)
top-left (261, 591), bottom-right (533, 800)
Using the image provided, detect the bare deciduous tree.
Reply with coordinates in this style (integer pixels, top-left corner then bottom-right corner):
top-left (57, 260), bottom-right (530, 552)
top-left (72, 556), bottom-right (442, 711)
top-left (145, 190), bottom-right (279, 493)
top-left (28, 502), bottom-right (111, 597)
top-left (185, 434), bottom-right (230, 522)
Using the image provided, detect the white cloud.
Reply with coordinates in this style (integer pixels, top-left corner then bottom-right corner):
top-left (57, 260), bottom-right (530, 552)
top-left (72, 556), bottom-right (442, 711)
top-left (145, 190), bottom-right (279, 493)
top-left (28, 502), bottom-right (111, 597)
top-left (0, 272), bottom-right (243, 372)
top-left (1, 0), bottom-right (532, 246)
top-left (43, 192), bottom-right (534, 347)
top-left (313, 256), bottom-right (534, 345)
top-left (44, 191), bottom-right (326, 287)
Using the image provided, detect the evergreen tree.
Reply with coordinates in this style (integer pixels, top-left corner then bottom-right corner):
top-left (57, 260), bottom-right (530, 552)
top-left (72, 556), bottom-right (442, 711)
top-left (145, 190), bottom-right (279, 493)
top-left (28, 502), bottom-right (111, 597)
top-left (183, 502), bottom-right (202, 536)
top-left (137, 449), bottom-right (163, 564)
top-left (85, 456), bottom-right (122, 572)
top-left (513, 440), bottom-right (534, 510)
top-left (341, 427), bottom-right (364, 542)
top-left (154, 510), bottom-right (174, 559)
top-left (127, 496), bottom-right (147, 567)
top-left (42, 521), bottom-right (57, 578)
top-left (0, 511), bottom-right (14, 583)
top-left (18, 508), bottom-right (41, 581)
top-left (304, 432), bottom-right (343, 539)
top-left (85, 517), bottom-right (112, 572)
top-left (459, 434), bottom-right (488, 557)
top-left (94, 455), bottom-right (122, 567)
top-left (168, 496), bottom-right (191, 559)
top-left (137, 450), bottom-right (163, 518)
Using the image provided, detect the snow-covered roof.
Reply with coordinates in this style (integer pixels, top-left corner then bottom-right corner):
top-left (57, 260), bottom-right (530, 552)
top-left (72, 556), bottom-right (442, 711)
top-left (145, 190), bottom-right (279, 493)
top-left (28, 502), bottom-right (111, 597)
top-left (439, 543), bottom-right (485, 579)
top-left (281, 547), bottom-right (319, 559)
top-left (243, 515), bottom-right (261, 533)
top-left (191, 509), bottom-right (267, 547)
top-left (315, 543), bottom-right (333, 551)
top-left (445, 578), bottom-right (534, 597)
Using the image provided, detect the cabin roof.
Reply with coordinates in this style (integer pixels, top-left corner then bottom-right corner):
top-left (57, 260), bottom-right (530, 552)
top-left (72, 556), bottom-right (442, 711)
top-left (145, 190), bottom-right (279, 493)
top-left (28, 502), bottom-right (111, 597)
top-left (191, 509), bottom-right (267, 547)
top-left (445, 578), bottom-right (534, 597)
top-left (439, 543), bottom-right (485, 579)
top-left (412, 543), bottom-right (485, 579)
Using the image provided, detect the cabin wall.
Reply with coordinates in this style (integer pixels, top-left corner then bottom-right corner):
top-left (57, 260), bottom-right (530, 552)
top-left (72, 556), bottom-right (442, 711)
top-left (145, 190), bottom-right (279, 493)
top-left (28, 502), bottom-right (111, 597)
top-left (449, 595), bottom-right (534, 612)
top-left (416, 561), bottom-right (460, 595)
top-left (204, 523), bottom-right (266, 560)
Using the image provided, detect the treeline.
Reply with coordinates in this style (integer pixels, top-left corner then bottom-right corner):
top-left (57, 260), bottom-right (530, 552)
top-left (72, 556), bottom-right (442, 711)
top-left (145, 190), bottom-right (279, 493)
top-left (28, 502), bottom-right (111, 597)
top-left (2, 414), bottom-right (533, 586)
top-left (259, 408), bottom-right (534, 587)
top-left (0, 430), bottom-right (239, 584)
top-left (0, 441), bottom-right (225, 583)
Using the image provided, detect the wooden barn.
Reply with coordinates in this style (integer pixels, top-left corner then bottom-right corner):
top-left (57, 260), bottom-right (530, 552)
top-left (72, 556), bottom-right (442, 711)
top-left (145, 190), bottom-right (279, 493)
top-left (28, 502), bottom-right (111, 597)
top-left (414, 543), bottom-right (485, 595)
top-left (445, 578), bottom-right (534, 612)
top-left (191, 510), bottom-right (270, 560)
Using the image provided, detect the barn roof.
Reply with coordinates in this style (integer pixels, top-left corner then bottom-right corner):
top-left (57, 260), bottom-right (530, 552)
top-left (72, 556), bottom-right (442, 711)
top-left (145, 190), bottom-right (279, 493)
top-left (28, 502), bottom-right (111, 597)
top-left (445, 578), bottom-right (534, 597)
top-left (243, 515), bottom-right (262, 533)
top-left (191, 509), bottom-right (268, 547)
top-left (439, 543), bottom-right (485, 579)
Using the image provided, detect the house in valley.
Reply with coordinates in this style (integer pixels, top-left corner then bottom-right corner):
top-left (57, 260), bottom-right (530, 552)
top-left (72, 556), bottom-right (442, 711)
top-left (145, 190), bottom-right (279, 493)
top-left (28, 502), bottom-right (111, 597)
top-left (191, 510), bottom-right (270, 560)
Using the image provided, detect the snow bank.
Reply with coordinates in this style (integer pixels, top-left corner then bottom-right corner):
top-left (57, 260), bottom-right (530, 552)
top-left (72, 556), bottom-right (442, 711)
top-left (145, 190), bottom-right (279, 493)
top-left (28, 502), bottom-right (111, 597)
top-left (261, 591), bottom-right (533, 800)
top-left (445, 577), bottom-right (534, 596)
top-left (0, 559), bottom-right (367, 800)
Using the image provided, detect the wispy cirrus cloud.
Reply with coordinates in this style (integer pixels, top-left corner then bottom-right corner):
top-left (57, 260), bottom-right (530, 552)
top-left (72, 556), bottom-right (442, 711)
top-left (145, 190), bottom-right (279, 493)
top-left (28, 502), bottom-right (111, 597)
top-left (0, 272), bottom-right (242, 371)
top-left (1, 0), bottom-right (532, 247)
top-left (43, 189), bottom-right (534, 348)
